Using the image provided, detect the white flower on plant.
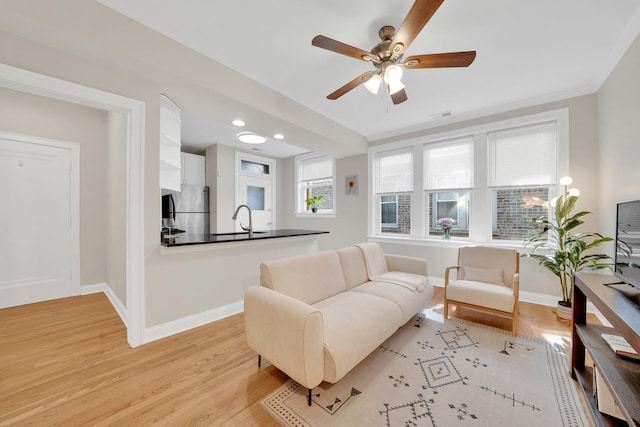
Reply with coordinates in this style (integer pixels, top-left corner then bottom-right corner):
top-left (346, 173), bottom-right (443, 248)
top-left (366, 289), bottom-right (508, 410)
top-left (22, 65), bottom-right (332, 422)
top-left (437, 217), bottom-right (455, 230)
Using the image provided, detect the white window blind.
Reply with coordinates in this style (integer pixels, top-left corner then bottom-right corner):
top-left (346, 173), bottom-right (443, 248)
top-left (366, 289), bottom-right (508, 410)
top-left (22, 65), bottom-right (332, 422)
top-left (488, 122), bottom-right (557, 187)
top-left (376, 149), bottom-right (413, 193)
top-left (424, 138), bottom-right (473, 190)
top-left (300, 156), bottom-right (333, 182)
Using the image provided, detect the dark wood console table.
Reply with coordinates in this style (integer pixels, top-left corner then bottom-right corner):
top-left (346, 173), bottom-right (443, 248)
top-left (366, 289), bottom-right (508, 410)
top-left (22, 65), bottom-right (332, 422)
top-left (571, 272), bottom-right (640, 426)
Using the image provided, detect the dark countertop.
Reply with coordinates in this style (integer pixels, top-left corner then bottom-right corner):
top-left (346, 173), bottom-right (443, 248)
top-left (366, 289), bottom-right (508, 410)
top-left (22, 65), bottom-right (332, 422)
top-left (161, 228), bottom-right (329, 247)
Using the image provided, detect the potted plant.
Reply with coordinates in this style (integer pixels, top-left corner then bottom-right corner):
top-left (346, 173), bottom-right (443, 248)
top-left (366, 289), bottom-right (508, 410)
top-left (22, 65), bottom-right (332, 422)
top-left (305, 195), bottom-right (324, 213)
top-left (523, 178), bottom-right (613, 319)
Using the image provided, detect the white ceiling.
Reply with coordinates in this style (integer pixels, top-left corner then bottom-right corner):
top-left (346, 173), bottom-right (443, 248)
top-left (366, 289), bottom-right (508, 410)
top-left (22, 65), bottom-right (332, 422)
top-left (97, 0), bottom-right (640, 155)
top-left (180, 110), bottom-right (309, 157)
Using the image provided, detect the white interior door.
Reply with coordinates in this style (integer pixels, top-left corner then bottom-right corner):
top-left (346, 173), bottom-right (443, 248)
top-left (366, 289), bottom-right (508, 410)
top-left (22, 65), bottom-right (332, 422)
top-left (0, 137), bottom-right (75, 308)
top-left (237, 175), bottom-right (273, 232)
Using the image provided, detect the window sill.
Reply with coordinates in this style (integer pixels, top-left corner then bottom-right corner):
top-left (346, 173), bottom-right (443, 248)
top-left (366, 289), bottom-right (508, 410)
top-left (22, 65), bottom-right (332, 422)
top-left (295, 212), bottom-right (336, 218)
top-left (368, 234), bottom-right (531, 251)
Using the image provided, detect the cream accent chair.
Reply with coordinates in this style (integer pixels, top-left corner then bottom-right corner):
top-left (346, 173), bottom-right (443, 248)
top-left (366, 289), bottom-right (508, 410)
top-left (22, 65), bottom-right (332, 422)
top-left (444, 246), bottom-right (519, 335)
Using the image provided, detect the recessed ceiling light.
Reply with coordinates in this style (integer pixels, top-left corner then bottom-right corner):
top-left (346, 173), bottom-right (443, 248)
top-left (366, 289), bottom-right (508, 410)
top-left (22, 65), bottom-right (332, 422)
top-left (232, 119), bottom-right (245, 127)
top-left (237, 132), bottom-right (267, 144)
top-left (273, 133), bottom-right (284, 140)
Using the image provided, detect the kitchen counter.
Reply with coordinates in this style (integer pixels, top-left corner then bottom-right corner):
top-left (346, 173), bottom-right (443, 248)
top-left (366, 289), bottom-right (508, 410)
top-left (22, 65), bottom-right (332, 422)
top-left (161, 228), bottom-right (329, 247)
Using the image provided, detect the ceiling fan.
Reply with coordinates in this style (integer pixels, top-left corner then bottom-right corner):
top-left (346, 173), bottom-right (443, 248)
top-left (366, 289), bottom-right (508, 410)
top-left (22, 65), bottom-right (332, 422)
top-left (311, 0), bottom-right (476, 105)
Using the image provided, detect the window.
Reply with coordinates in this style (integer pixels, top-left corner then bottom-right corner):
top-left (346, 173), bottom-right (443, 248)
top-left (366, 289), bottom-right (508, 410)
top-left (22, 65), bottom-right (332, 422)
top-left (488, 122), bottom-right (557, 241)
top-left (381, 195), bottom-right (398, 229)
top-left (296, 154), bottom-right (335, 214)
top-left (369, 109), bottom-right (568, 243)
top-left (424, 139), bottom-right (473, 237)
top-left (241, 159), bottom-right (270, 175)
top-left (246, 185), bottom-right (265, 210)
top-left (375, 149), bottom-right (413, 235)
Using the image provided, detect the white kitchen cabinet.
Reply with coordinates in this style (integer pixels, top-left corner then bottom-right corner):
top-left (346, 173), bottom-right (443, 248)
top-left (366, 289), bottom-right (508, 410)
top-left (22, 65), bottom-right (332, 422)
top-left (181, 153), bottom-right (205, 186)
top-left (160, 95), bottom-right (181, 191)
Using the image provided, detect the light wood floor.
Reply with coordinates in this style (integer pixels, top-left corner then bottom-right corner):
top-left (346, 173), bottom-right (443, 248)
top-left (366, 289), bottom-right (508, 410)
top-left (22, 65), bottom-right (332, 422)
top-left (0, 288), bottom-right (589, 426)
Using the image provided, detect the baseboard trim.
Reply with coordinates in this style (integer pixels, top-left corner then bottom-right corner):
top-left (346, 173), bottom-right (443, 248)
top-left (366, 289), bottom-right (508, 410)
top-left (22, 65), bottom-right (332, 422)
top-left (143, 300), bottom-right (244, 345)
top-left (83, 277), bottom-right (611, 345)
top-left (81, 282), bottom-right (128, 327)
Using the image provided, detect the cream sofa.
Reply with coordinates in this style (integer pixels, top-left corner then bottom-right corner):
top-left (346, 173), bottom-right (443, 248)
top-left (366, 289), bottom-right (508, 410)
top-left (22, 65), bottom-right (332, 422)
top-left (244, 242), bottom-right (433, 405)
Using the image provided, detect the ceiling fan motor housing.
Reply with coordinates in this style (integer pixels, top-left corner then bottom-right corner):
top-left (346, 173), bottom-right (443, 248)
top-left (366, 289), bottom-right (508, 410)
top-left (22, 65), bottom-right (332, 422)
top-left (371, 26), bottom-right (404, 68)
top-left (378, 25), bottom-right (395, 41)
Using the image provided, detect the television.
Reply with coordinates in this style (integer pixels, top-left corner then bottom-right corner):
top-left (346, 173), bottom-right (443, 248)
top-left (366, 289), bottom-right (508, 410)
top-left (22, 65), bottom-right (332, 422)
top-left (614, 200), bottom-right (640, 291)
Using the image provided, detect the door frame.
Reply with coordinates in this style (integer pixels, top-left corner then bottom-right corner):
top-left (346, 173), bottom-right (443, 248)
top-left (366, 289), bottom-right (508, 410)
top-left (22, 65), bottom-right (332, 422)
top-left (0, 63), bottom-right (146, 348)
top-left (0, 132), bottom-right (81, 298)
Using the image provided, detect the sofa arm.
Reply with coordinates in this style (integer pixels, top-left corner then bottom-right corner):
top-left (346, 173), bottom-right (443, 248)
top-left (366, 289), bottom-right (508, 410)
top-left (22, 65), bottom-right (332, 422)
top-left (244, 286), bottom-right (325, 389)
top-left (385, 254), bottom-right (428, 276)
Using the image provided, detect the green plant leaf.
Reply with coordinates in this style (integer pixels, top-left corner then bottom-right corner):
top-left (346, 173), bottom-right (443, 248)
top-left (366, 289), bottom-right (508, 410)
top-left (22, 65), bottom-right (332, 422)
top-left (523, 192), bottom-right (613, 303)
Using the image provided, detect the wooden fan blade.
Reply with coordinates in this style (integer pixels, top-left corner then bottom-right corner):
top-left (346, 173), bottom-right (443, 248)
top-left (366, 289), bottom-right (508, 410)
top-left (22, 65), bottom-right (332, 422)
top-left (391, 0), bottom-right (444, 55)
top-left (390, 88), bottom-right (408, 105)
top-left (404, 51), bottom-right (477, 69)
top-left (327, 71), bottom-right (377, 100)
top-left (312, 35), bottom-right (380, 62)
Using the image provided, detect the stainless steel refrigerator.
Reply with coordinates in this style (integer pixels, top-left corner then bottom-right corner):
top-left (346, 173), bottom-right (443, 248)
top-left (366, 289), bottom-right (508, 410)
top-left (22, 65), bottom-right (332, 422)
top-left (162, 185), bottom-right (210, 235)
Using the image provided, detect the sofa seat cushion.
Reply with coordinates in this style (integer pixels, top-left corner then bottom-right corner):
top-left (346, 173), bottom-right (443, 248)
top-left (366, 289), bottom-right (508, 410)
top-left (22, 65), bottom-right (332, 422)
top-left (446, 280), bottom-right (515, 313)
top-left (313, 292), bottom-right (402, 383)
top-left (351, 280), bottom-right (434, 324)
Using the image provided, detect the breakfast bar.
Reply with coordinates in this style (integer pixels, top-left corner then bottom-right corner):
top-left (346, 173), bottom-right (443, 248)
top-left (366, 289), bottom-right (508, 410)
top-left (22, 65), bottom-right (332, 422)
top-left (161, 229), bottom-right (329, 247)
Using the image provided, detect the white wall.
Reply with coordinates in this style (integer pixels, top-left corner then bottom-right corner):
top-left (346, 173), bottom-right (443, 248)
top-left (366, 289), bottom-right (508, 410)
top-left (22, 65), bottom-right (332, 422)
top-left (281, 154), bottom-right (369, 251)
top-left (146, 238), bottom-right (319, 327)
top-left (598, 33), bottom-right (640, 243)
top-left (106, 111), bottom-right (128, 305)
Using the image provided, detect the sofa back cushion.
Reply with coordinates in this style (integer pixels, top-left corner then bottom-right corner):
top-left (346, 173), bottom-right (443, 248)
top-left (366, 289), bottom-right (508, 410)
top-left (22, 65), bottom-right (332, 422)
top-left (336, 246), bottom-right (370, 290)
top-left (260, 250), bottom-right (347, 304)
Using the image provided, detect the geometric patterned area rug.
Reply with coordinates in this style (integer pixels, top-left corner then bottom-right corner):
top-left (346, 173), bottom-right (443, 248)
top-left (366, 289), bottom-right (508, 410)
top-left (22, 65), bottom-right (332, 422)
top-left (261, 314), bottom-right (592, 427)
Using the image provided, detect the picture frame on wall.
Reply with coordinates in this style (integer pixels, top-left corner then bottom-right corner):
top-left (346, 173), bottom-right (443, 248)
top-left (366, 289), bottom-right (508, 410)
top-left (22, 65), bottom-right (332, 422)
top-left (345, 175), bottom-right (358, 195)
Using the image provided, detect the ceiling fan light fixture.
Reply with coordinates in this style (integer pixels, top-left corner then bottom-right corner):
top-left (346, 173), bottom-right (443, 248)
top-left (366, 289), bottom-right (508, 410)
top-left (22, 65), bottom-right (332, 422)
top-left (388, 80), bottom-right (405, 95)
top-left (383, 63), bottom-right (403, 84)
top-left (364, 73), bottom-right (382, 94)
top-left (237, 132), bottom-right (267, 144)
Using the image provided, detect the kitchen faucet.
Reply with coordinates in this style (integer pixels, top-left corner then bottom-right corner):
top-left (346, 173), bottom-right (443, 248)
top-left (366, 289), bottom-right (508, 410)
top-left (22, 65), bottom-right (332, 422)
top-left (232, 204), bottom-right (253, 238)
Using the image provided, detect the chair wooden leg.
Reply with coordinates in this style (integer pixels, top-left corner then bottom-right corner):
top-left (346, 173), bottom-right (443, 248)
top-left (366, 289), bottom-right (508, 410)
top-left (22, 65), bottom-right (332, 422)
top-left (308, 388), bottom-right (312, 406)
top-left (512, 315), bottom-right (518, 336)
top-left (258, 354), bottom-right (261, 367)
top-left (444, 299), bottom-right (449, 318)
